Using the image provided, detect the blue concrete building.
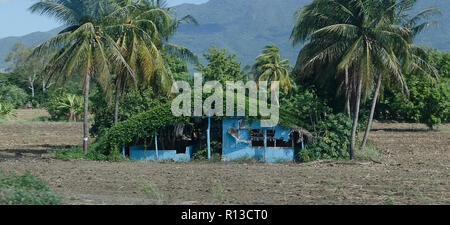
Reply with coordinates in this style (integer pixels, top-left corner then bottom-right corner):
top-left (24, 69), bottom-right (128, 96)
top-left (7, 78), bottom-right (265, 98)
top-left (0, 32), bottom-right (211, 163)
top-left (222, 118), bottom-right (301, 163)
top-left (125, 117), bottom-right (308, 163)
top-left (129, 145), bottom-right (194, 162)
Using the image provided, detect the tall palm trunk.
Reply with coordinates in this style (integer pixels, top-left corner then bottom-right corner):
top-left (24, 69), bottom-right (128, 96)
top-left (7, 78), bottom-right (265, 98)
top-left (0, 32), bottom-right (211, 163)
top-left (350, 71), bottom-right (363, 159)
top-left (83, 74), bottom-right (91, 154)
top-left (361, 73), bottom-right (383, 150)
top-left (114, 80), bottom-right (121, 125)
top-left (344, 66), bottom-right (351, 117)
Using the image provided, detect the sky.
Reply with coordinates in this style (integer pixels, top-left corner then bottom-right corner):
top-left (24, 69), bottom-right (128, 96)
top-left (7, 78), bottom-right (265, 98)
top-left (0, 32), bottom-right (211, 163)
top-left (0, 0), bottom-right (209, 39)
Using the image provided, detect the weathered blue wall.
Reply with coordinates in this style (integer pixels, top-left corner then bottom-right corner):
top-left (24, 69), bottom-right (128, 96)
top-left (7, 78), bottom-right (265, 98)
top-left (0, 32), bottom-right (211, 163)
top-left (222, 118), bottom-right (295, 163)
top-left (129, 145), bottom-right (193, 162)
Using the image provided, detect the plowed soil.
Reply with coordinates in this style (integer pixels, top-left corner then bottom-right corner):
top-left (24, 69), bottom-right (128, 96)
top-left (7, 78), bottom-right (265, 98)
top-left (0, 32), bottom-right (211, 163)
top-left (0, 110), bottom-right (449, 205)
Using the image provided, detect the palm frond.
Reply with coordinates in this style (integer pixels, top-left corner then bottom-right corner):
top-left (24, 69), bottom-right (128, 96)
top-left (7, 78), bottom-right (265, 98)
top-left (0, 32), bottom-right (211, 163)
top-left (164, 44), bottom-right (199, 64)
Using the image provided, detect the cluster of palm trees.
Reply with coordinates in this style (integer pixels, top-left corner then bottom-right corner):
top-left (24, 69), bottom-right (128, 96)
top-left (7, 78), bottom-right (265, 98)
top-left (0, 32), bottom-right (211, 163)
top-left (290, 0), bottom-right (440, 158)
top-left (29, 0), bottom-right (197, 153)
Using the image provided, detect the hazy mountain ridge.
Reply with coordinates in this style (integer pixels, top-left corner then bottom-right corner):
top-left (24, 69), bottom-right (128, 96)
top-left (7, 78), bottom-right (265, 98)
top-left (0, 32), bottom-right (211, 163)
top-left (1, 0), bottom-right (448, 69)
top-left (172, 0), bottom-right (449, 66)
top-left (171, 0), bottom-right (306, 66)
top-left (0, 27), bottom-right (61, 70)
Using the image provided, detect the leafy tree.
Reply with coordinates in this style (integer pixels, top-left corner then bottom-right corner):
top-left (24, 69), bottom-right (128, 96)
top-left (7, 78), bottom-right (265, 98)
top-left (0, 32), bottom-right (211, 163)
top-left (407, 75), bottom-right (448, 128)
top-left (279, 85), bottom-right (331, 131)
top-left (163, 53), bottom-right (190, 81)
top-left (375, 49), bottom-right (450, 128)
top-left (0, 85), bottom-right (29, 108)
top-left (376, 75), bottom-right (448, 128)
top-left (5, 43), bottom-right (54, 103)
top-left (252, 45), bottom-right (293, 93)
top-left (426, 49), bottom-right (450, 79)
top-left (196, 46), bottom-right (244, 84)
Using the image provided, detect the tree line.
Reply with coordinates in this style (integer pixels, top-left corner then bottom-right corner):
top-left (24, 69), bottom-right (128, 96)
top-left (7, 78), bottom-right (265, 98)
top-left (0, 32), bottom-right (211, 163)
top-left (1, 0), bottom-right (448, 161)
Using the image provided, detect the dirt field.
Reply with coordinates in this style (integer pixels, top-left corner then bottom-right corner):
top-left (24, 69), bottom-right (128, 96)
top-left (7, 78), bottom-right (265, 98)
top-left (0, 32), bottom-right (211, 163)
top-left (0, 109), bottom-right (449, 205)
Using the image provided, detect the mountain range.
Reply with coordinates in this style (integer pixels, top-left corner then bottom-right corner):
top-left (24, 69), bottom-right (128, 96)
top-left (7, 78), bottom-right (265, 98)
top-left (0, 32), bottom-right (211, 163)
top-left (0, 27), bottom-right (61, 71)
top-left (1, 0), bottom-right (449, 70)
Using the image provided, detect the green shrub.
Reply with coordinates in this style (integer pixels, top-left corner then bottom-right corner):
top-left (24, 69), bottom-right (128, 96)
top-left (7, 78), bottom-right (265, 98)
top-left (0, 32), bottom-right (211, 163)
top-left (277, 85), bottom-right (354, 162)
top-left (279, 85), bottom-right (331, 130)
top-left (376, 76), bottom-right (449, 129)
top-left (297, 113), bottom-right (353, 162)
top-left (192, 148), bottom-right (208, 161)
top-left (90, 88), bottom-right (167, 137)
top-left (55, 142), bottom-right (107, 161)
top-left (0, 171), bottom-right (62, 205)
top-left (163, 52), bottom-right (190, 81)
top-left (375, 49), bottom-right (450, 128)
top-left (0, 85), bottom-right (29, 108)
top-left (95, 102), bottom-right (191, 158)
top-left (192, 141), bottom-right (222, 161)
top-left (0, 102), bottom-right (16, 119)
top-left (45, 90), bottom-right (84, 121)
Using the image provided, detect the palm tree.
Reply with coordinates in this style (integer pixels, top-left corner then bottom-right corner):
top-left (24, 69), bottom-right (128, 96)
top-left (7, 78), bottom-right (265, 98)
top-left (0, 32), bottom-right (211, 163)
top-left (57, 94), bottom-right (83, 122)
top-left (103, 0), bottom-right (173, 124)
top-left (152, 0), bottom-right (199, 64)
top-left (291, 0), bottom-right (412, 159)
top-left (30, 0), bottom-right (133, 153)
top-left (106, 0), bottom-right (198, 125)
top-left (252, 45), bottom-right (293, 93)
top-left (360, 0), bottom-right (441, 150)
